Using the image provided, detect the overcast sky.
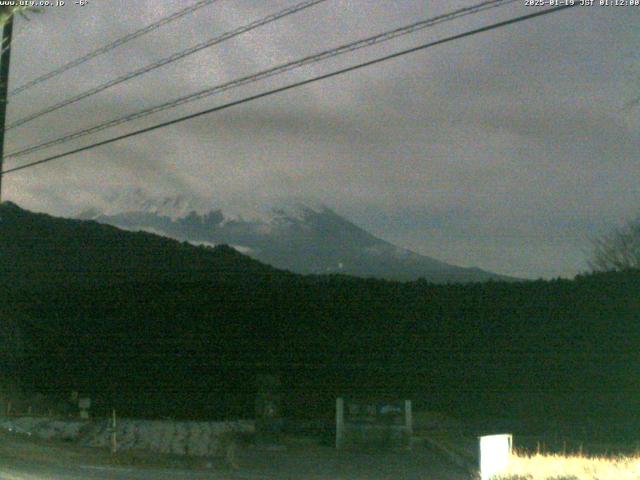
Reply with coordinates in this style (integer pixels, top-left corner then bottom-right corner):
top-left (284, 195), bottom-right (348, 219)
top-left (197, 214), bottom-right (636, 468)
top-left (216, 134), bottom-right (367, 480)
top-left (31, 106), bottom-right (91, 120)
top-left (3, 0), bottom-right (639, 279)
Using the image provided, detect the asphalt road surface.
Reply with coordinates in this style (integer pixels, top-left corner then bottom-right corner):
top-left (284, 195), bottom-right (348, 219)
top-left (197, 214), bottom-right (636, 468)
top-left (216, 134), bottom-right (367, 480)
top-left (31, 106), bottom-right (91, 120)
top-left (0, 438), bottom-right (471, 480)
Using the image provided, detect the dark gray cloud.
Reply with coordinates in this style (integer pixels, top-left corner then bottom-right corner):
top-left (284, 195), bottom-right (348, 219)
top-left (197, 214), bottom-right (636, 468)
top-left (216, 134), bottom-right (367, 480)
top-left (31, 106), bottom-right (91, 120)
top-left (4, 0), bottom-right (639, 279)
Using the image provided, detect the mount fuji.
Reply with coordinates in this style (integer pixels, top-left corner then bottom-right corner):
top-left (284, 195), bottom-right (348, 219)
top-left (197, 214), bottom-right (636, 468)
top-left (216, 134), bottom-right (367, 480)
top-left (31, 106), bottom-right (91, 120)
top-left (77, 190), bottom-right (512, 283)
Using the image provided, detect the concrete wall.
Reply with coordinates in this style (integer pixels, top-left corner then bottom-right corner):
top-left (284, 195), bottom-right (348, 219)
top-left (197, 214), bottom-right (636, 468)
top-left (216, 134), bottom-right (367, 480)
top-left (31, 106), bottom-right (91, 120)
top-left (0, 416), bottom-right (254, 457)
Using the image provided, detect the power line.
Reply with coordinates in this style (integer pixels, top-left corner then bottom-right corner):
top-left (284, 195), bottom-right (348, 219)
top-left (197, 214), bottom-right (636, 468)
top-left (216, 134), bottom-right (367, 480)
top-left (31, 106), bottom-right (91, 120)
top-left (8, 0), bottom-right (222, 97)
top-left (5, 0), bottom-right (517, 161)
top-left (1, 4), bottom-right (576, 177)
top-left (4, 0), bottom-right (515, 157)
top-left (5, 0), bottom-right (329, 132)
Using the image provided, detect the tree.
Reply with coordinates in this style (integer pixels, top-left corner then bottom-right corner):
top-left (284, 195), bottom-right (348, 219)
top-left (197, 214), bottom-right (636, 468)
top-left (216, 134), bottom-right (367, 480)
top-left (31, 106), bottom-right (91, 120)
top-left (589, 216), bottom-right (640, 272)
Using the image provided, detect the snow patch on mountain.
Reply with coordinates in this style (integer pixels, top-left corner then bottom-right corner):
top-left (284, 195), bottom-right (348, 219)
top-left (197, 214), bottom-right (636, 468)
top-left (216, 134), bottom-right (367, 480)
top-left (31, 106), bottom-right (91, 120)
top-left (187, 240), bottom-right (217, 249)
top-left (231, 245), bottom-right (254, 255)
top-left (86, 188), bottom-right (328, 225)
top-left (109, 223), bottom-right (168, 238)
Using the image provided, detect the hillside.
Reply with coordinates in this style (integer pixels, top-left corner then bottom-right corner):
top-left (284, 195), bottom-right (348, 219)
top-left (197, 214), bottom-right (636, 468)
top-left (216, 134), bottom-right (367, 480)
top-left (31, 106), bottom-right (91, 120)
top-left (2, 202), bottom-right (640, 440)
top-left (0, 201), bottom-right (283, 289)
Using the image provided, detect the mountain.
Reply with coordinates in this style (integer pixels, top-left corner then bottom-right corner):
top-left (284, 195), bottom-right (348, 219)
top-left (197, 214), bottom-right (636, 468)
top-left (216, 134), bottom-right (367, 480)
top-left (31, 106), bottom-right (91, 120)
top-left (77, 190), bottom-right (512, 283)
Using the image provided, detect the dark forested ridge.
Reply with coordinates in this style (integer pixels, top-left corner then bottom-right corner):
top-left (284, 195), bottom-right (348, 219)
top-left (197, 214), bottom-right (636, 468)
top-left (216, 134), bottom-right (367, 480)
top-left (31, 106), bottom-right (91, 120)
top-left (0, 201), bottom-right (284, 288)
top-left (1, 202), bottom-right (639, 438)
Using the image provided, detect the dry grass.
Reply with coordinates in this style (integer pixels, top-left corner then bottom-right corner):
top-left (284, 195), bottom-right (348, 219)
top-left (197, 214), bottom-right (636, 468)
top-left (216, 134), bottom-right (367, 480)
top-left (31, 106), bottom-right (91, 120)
top-left (495, 450), bottom-right (640, 480)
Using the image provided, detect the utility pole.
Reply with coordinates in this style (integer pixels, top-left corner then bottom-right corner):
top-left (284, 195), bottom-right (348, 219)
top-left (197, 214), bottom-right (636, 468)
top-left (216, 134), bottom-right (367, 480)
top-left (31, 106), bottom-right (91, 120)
top-left (0, 14), bottom-right (14, 203)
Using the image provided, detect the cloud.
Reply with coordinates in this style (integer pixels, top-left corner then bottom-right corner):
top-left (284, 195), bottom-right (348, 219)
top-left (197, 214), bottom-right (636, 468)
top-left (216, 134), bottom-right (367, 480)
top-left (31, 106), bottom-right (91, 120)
top-left (4, 1), bottom-right (639, 278)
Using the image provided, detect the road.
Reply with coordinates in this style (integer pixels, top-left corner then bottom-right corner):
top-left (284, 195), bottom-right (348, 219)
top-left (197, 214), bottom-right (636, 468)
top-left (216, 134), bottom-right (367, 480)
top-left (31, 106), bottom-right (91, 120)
top-left (0, 436), bottom-right (472, 479)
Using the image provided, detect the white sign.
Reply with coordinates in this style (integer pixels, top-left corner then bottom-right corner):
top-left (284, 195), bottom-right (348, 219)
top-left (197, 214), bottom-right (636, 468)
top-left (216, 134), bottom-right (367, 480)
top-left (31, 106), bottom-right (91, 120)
top-left (479, 434), bottom-right (512, 480)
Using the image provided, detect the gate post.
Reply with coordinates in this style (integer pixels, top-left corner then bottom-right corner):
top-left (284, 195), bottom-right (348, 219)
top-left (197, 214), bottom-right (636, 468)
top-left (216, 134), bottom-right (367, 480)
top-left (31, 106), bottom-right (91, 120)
top-left (404, 400), bottom-right (413, 450)
top-left (335, 397), bottom-right (344, 450)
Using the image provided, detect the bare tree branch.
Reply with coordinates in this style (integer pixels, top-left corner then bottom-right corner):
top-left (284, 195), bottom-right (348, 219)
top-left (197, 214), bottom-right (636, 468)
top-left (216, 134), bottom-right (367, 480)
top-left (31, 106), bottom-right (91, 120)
top-left (589, 216), bottom-right (640, 271)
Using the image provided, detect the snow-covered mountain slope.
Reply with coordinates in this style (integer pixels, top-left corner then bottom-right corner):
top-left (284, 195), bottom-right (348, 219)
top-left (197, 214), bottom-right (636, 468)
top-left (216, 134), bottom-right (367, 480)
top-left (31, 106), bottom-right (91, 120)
top-left (78, 191), bottom-right (513, 283)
